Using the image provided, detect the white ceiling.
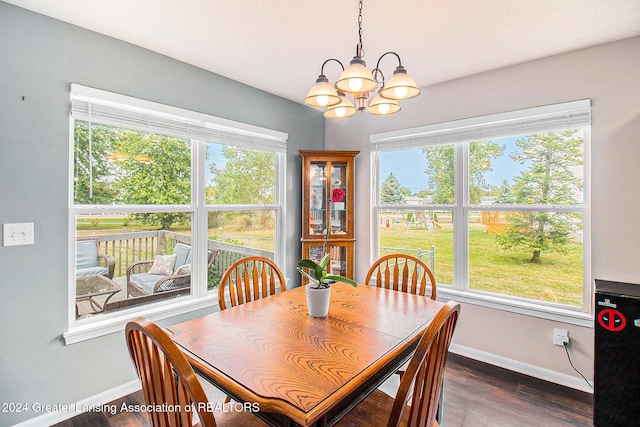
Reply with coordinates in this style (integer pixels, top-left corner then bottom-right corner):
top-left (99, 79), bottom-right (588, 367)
top-left (5, 0), bottom-right (640, 105)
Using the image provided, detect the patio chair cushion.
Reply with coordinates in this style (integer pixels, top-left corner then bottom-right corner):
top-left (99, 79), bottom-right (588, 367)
top-left (76, 266), bottom-right (110, 277)
top-left (130, 273), bottom-right (170, 295)
top-left (175, 264), bottom-right (191, 275)
top-left (174, 243), bottom-right (192, 270)
top-left (128, 244), bottom-right (198, 295)
top-left (148, 254), bottom-right (177, 275)
top-left (76, 240), bottom-right (109, 277)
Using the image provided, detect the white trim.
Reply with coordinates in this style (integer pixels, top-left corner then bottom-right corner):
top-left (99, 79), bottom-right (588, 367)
top-left (449, 343), bottom-right (593, 393)
top-left (370, 99), bottom-right (591, 149)
top-left (438, 288), bottom-right (593, 327)
top-left (371, 100), bottom-right (592, 319)
top-left (70, 84), bottom-right (287, 151)
top-left (68, 84), bottom-right (287, 334)
top-left (64, 293), bottom-right (219, 345)
top-left (11, 381), bottom-right (141, 427)
top-left (274, 152), bottom-right (287, 271)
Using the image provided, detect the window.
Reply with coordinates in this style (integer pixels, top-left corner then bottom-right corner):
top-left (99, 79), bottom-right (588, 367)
top-left (371, 100), bottom-right (590, 323)
top-left (69, 84), bottom-right (287, 328)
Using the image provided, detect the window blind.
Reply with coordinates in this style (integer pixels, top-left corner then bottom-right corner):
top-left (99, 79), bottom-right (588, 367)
top-left (371, 99), bottom-right (590, 151)
top-left (70, 84), bottom-right (288, 152)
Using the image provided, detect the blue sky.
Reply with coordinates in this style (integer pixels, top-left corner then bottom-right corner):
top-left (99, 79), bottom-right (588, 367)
top-left (379, 136), bottom-right (524, 194)
top-left (206, 143), bottom-right (225, 184)
top-left (209, 136), bottom-right (526, 193)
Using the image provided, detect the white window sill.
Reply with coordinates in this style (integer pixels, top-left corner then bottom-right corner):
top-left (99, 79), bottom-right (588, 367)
top-left (437, 287), bottom-right (593, 327)
top-left (64, 293), bottom-right (220, 345)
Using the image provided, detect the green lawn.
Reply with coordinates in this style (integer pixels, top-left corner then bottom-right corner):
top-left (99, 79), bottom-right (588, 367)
top-left (380, 222), bottom-right (584, 306)
top-left (78, 216), bottom-right (584, 306)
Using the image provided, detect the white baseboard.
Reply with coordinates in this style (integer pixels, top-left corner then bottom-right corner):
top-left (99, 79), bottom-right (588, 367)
top-left (12, 380), bottom-right (141, 427)
top-left (449, 343), bottom-right (593, 394)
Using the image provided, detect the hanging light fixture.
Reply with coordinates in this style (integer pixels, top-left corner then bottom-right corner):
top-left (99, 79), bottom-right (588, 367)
top-left (304, 0), bottom-right (421, 119)
top-left (325, 90), bottom-right (357, 119)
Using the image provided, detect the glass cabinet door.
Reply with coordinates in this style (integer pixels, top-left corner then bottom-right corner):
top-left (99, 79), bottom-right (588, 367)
top-left (329, 162), bottom-right (348, 236)
top-left (329, 245), bottom-right (348, 276)
top-left (309, 161), bottom-right (328, 235)
top-left (300, 150), bottom-right (358, 282)
top-left (302, 244), bottom-right (350, 284)
top-left (308, 244), bottom-right (326, 264)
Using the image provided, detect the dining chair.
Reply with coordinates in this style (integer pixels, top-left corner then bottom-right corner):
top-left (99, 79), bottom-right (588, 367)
top-left (366, 254), bottom-right (439, 410)
top-left (365, 254), bottom-right (437, 300)
top-left (125, 317), bottom-right (268, 427)
top-left (217, 256), bottom-right (287, 310)
top-left (336, 300), bottom-right (460, 427)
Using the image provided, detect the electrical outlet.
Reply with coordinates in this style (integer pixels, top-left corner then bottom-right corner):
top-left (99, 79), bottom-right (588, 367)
top-left (553, 328), bottom-right (569, 346)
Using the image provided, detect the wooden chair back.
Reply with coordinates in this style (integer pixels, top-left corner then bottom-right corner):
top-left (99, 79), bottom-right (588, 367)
top-left (125, 317), bottom-right (217, 427)
top-left (365, 254), bottom-right (437, 299)
top-left (388, 301), bottom-right (460, 427)
top-left (217, 256), bottom-right (286, 310)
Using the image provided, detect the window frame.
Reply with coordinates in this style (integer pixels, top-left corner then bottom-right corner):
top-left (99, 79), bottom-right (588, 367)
top-left (370, 100), bottom-right (592, 327)
top-left (65, 85), bottom-right (287, 344)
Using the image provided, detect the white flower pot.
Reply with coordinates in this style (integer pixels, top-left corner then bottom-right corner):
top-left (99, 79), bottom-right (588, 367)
top-left (305, 284), bottom-right (332, 317)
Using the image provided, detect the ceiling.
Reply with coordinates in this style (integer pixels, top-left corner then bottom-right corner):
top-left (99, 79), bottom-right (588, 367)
top-left (5, 0), bottom-right (640, 105)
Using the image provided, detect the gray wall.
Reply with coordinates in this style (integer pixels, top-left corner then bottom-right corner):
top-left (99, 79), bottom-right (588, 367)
top-left (0, 3), bottom-right (323, 425)
top-left (326, 36), bottom-right (640, 387)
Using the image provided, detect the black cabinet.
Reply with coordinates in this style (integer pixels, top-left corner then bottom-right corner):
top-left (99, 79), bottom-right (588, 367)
top-left (594, 279), bottom-right (640, 426)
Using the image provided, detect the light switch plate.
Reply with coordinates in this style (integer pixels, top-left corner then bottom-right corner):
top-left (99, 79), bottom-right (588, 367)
top-left (3, 223), bottom-right (35, 246)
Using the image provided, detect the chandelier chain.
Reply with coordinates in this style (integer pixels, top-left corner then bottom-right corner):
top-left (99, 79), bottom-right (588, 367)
top-left (357, 0), bottom-right (364, 55)
top-left (304, 0), bottom-right (420, 118)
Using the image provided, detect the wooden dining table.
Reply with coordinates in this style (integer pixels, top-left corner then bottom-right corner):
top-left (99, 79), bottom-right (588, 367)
top-left (169, 283), bottom-right (444, 427)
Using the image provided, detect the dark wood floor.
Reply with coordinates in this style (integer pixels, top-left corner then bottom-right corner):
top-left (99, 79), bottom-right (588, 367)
top-left (53, 353), bottom-right (593, 427)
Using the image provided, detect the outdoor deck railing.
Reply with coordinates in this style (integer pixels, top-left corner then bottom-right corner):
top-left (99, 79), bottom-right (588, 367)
top-left (84, 230), bottom-right (274, 279)
top-left (380, 245), bottom-right (435, 274)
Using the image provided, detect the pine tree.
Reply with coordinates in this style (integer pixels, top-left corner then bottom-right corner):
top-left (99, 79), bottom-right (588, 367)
top-left (380, 173), bottom-right (406, 204)
top-left (496, 130), bottom-right (583, 263)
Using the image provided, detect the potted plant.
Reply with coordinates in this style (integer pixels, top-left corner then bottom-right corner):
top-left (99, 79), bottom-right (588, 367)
top-left (298, 251), bottom-right (357, 317)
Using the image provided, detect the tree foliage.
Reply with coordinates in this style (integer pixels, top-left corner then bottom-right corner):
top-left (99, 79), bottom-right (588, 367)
top-left (422, 145), bottom-right (454, 204)
top-left (73, 122), bottom-right (192, 229)
top-left (113, 131), bottom-right (191, 229)
top-left (469, 141), bottom-right (505, 203)
top-left (423, 140), bottom-right (504, 204)
top-left (73, 122), bottom-right (118, 204)
top-left (207, 146), bottom-right (276, 230)
top-left (494, 180), bottom-right (514, 204)
top-left (208, 146), bottom-right (275, 205)
top-left (380, 172), bottom-right (407, 204)
top-left (495, 130), bottom-right (583, 262)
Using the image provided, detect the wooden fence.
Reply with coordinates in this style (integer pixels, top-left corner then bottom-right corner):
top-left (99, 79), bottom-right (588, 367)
top-left (87, 230), bottom-right (274, 279)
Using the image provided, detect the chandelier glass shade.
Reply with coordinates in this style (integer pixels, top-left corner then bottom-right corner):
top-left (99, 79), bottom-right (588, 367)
top-left (367, 90), bottom-right (400, 115)
top-left (304, 0), bottom-right (420, 119)
top-left (380, 65), bottom-right (421, 100)
top-left (335, 55), bottom-right (378, 94)
top-left (324, 91), bottom-right (357, 119)
top-left (304, 74), bottom-right (341, 107)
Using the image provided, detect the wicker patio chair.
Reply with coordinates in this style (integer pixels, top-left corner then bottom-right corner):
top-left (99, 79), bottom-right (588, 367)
top-left (76, 238), bottom-right (115, 279)
top-left (127, 243), bottom-right (217, 298)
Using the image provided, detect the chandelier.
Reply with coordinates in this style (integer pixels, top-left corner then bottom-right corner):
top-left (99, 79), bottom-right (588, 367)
top-left (304, 0), bottom-right (421, 119)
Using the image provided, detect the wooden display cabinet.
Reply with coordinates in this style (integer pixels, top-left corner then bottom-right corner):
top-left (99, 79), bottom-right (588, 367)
top-left (299, 150), bottom-right (359, 282)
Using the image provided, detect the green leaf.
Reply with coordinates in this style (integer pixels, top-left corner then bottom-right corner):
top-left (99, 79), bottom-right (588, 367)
top-left (297, 267), bottom-right (319, 284)
top-left (318, 253), bottom-right (331, 270)
top-left (298, 259), bottom-right (319, 270)
top-left (326, 275), bottom-right (359, 288)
